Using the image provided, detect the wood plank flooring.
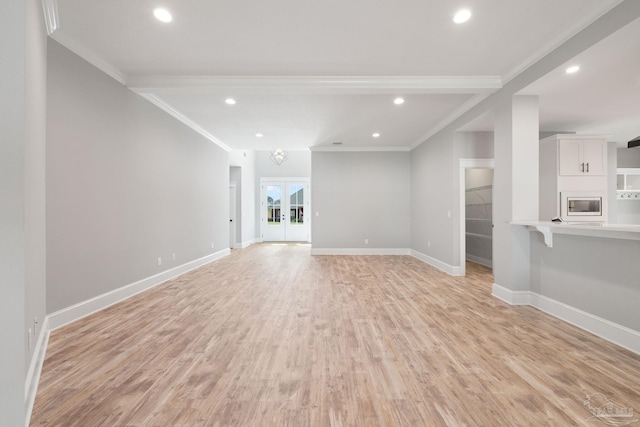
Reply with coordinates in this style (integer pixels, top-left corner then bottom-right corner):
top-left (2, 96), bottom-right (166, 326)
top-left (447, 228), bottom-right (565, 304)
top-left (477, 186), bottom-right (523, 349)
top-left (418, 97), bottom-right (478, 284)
top-left (31, 244), bottom-right (640, 426)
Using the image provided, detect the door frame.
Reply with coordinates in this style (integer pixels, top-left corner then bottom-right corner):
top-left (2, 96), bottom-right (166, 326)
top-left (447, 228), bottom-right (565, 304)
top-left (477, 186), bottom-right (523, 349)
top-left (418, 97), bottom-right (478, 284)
top-left (459, 159), bottom-right (494, 276)
top-left (260, 177), bottom-right (311, 242)
top-left (229, 184), bottom-right (238, 249)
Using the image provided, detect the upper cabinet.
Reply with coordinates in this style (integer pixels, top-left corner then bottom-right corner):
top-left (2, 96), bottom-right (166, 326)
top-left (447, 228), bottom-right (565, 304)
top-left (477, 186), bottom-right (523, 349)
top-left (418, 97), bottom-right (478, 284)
top-left (558, 139), bottom-right (606, 176)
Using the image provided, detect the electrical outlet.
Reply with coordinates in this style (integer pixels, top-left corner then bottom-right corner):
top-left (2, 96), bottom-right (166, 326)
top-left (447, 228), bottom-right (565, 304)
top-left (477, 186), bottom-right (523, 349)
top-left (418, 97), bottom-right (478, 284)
top-left (172, 253), bottom-right (176, 261)
top-left (157, 257), bottom-right (162, 266)
top-left (211, 242), bottom-right (215, 249)
top-left (364, 238), bottom-right (369, 244)
top-left (428, 241), bottom-right (431, 248)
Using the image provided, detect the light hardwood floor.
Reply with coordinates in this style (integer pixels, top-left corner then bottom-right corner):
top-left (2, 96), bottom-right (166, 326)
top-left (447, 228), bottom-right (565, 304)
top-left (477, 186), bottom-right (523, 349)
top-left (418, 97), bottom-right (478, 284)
top-left (31, 244), bottom-right (640, 426)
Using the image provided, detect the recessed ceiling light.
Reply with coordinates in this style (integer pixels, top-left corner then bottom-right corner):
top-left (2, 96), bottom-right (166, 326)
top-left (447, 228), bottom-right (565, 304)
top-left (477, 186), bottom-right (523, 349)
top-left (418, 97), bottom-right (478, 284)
top-left (153, 8), bottom-right (172, 23)
top-left (566, 65), bottom-right (580, 74)
top-left (225, 98), bottom-right (236, 105)
top-left (453, 9), bottom-right (472, 24)
top-left (256, 133), bottom-right (263, 138)
top-left (393, 97), bottom-right (405, 105)
top-left (372, 133), bottom-right (380, 138)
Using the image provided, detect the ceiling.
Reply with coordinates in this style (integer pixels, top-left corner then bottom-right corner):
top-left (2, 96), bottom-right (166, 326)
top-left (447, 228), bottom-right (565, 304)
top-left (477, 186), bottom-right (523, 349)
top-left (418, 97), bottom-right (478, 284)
top-left (50, 0), bottom-right (635, 151)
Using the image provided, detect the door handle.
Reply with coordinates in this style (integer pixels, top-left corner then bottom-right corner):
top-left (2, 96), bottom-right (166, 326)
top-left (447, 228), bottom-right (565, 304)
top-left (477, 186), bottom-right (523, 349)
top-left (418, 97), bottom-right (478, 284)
top-left (230, 219), bottom-right (233, 222)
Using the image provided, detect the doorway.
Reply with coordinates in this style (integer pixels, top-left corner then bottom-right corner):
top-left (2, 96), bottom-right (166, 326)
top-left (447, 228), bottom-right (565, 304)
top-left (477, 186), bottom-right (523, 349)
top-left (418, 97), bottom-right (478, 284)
top-left (229, 184), bottom-right (237, 249)
top-left (465, 168), bottom-right (494, 268)
top-left (459, 159), bottom-right (494, 276)
top-left (261, 178), bottom-right (310, 242)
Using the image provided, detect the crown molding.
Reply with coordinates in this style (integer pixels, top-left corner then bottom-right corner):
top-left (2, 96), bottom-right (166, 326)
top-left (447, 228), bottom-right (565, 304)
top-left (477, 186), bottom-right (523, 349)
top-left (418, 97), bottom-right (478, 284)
top-left (51, 31), bottom-right (127, 85)
top-left (41, 0), bottom-right (59, 35)
top-left (126, 75), bottom-right (502, 95)
top-left (309, 146), bottom-right (410, 152)
top-left (140, 94), bottom-right (232, 152)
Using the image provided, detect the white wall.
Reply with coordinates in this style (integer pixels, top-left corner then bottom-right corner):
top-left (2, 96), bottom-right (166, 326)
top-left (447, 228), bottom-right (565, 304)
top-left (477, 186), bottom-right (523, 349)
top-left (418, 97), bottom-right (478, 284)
top-left (1, 0), bottom-right (47, 424)
top-left (312, 151), bottom-right (410, 250)
top-left (47, 40), bottom-right (230, 313)
top-left (255, 150), bottom-right (311, 178)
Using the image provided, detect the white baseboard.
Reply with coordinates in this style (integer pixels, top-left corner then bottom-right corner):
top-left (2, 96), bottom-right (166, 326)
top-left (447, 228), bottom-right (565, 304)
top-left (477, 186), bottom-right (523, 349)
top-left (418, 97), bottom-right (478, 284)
top-left (411, 249), bottom-right (464, 276)
top-left (530, 293), bottom-right (640, 355)
top-left (25, 316), bottom-right (50, 427)
top-left (491, 283), bottom-right (531, 305)
top-left (310, 248), bottom-right (411, 256)
top-left (492, 284), bottom-right (640, 355)
top-left (236, 238), bottom-right (261, 249)
top-left (466, 255), bottom-right (493, 268)
top-left (48, 248), bottom-right (230, 331)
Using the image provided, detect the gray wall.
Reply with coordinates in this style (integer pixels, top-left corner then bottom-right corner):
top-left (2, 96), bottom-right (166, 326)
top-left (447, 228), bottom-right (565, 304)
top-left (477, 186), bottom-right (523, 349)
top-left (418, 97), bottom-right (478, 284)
top-left (411, 130), bottom-right (457, 262)
top-left (229, 150), bottom-right (257, 245)
top-left (530, 233), bottom-right (640, 332)
top-left (1, 0), bottom-right (47, 423)
top-left (312, 151), bottom-right (410, 249)
top-left (47, 40), bottom-right (229, 313)
top-left (617, 147), bottom-right (640, 168)
top-left (411, 131), bottom-right (494, 267)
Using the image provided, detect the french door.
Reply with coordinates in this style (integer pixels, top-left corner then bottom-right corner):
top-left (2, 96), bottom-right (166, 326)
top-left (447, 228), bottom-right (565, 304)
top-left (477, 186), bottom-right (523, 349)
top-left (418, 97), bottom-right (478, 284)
top-left (261, 178), bottom-right (310, 242)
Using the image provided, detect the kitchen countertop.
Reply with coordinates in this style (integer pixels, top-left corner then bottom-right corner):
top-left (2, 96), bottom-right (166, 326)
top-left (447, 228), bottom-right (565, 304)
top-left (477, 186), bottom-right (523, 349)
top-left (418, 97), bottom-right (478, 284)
top-left (511, 220), bottom-right (640, 247)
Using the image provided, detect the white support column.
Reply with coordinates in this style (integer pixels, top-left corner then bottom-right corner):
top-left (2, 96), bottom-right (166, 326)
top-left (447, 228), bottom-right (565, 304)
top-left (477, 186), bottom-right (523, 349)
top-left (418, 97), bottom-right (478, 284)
top-left (492, 96), bottom-right (539, 298)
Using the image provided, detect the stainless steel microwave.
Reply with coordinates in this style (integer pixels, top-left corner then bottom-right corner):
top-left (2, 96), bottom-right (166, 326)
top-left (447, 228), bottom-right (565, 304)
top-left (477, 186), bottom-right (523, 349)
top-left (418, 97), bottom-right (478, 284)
top-left (560, 192), bottom-right (606, 222)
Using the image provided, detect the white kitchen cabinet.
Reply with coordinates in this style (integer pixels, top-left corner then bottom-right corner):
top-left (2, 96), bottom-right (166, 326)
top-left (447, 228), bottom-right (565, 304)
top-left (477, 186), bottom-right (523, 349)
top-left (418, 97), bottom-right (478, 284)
top-left (558, 139), bottom-right (606, 176)
top-left (539, 134), bottom-right (608, 221)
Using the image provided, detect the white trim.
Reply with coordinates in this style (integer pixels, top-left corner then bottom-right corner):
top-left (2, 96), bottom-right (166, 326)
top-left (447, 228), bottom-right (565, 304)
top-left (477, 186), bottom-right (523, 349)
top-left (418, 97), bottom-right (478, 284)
top-left (491, 283), bottom-right (531, 305)
top-left (309, 146), bottom-right (410, 152)
top-left (50, 32), bottom-right (127, 85)
top-left (48, 249), bottom-right (230, 330)
top-left (41, 0), bottom-right (59, 35)
top-left (126, 75), bottom-right (503, 94)
top-left (529, 292), bottom-right (640, 356)
top-left (236, 238), bottom-right (261, 249)
top-left (465, 255), bottom-right (492, 268)
top-left (260, 178), bottom-right (311, 243)
top-left (139, 94), bottom-right (232, 152)
top-left (459, 158), bottom-right (495, 277)
top-left (410, 249), bottom-right (464, 276)
top-left (311, 248), bottom-right (410, 256)
top-left (491, 285), bottom-right (640, 355)
top-left (24, 317), bottom-right (50, 427)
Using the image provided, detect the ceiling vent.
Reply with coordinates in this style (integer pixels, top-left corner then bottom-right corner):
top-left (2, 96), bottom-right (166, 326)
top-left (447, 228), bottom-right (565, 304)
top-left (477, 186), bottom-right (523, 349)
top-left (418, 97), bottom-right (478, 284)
top-left (629, 135), bottom-right (640, 148)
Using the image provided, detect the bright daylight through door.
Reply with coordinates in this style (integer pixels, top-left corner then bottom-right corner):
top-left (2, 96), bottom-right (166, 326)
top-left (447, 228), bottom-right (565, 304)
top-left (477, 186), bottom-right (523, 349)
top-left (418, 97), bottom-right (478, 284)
top-left (261, 179), bottom-right (310, 242)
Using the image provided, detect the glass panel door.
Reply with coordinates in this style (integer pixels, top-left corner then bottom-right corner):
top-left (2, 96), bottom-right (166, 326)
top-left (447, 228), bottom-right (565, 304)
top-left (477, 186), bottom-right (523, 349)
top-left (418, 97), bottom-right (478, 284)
top-left (261, 180), bottom-right (310, 242)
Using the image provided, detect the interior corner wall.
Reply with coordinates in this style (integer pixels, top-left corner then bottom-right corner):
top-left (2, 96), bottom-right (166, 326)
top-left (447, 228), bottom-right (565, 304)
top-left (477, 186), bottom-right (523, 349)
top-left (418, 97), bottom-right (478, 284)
top-left (311, 151), bottom-right (410, 249)
top-left (411, 130), bottom-right (457, 264)
top-left (46, 40), bottom-right (229, 313)
top-left (230, 150), bottom-right (257, 245)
